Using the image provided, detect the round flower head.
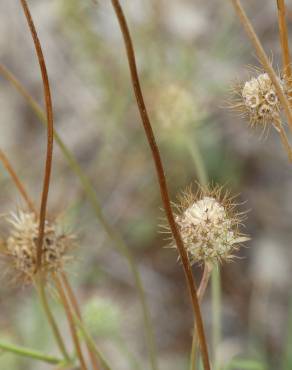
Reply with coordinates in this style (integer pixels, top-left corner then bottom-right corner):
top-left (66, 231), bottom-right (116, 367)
top-left (153, 83), bottom-right (202, 136)
top-left (173, 185), bottom-right (249, 265)
top-left (231, 70), bottom-right (292, 130)
top-left (2, 210), bottom-right (75, 283)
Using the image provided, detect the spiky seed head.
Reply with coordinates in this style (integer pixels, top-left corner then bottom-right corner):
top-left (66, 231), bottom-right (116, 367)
top-left (3, 210), bottom-right (75, 283)
top-left (173, 185), bottom-right (249, 265)
top-left (231, 71), bottom-right (291, 130)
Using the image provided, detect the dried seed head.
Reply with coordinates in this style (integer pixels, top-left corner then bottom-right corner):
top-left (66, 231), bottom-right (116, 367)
top-left (2, 211), bottom-right (75, 283)
top-left (154, 83), bottom-right (200, 133)
top-left (172, 185), bottom-right (249, 265)
top-left (231, 71), bottom-right (291, 130)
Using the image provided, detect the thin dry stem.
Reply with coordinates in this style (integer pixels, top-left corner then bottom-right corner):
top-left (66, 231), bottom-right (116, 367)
top-left (0, 63), bottom-right (156, 370)
top-left (20, 0), bottom-right (54, 270)
top-left (273, 115), bottom-right (292, 161)
top-left (0, 149), bottom-right (37, 213)
top-left (277, 0), bottom-right (292, 79)
top-left (60, 272), bottom-right (100, 370)
top-left (190, 263), bottom-right (213, 370)
top-left (230, 0), bottom-right (292, 134)
top-left (54, 275), bottom-right (88, 370)
top-left (110, 1), bottom-right (210, 370)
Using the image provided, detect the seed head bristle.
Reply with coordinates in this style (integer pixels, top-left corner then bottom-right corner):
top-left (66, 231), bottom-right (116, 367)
top-left (1, 210), bottom-right (75, 284)
top-left (230, 69), bottom-right (292, 132)
top-left (169, 184), bottom-right (249, 265)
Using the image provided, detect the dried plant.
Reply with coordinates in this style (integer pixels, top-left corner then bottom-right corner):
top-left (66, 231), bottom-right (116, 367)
top-left (173, 185), bottom-right (249, 265)
top-left (1, 1), bottom-right (292, 370)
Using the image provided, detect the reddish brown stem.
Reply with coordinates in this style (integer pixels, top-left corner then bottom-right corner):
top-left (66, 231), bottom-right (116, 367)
top-left (191, 263), bottom-right (213, 370)
top-left (54, 275), bottom-right (88, 370)
top-left (60, 272), bottom-right (100, 370)
top-left (0, 149), bottom-right (37, 214)
top-left (110, 1), bottom-right (211, 370)
top-left (19, 0), bottom-right (54, 270)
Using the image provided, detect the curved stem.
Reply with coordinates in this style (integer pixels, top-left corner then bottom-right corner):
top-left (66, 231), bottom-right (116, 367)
top-left (19, 0), bottom-right (54, 270)
top-left (230, 0), bottom-right (292, 134)
top-left (0, 63), bottom-right (155, 370)
top-left (53, 275), bottom-right (88, 370)
top-left (276, 0), bottom-right (291, 79)
top-left (0, 150), bottom-right (70, 363)
top-left (110, 2), bottom-right (211, 370)
top-left (0, 341), bottom-right (63, 365)
top-left (0, 149), bottom-right (37, 213)
top-left (34, 274), bottom-right (71, 362)
top-left (60, 272), bottom-right (100, 370)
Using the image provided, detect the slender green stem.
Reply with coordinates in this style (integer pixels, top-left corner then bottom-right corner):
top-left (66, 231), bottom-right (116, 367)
top-left (0, 341), bottom-right (63, 365)
top-left (211, 265), bottom-right (221, 370)
top-left (73, 316), bottom-right (113, 370)
top-left (0, 63), bottom-right (156, 370)
top-left (60, 272), bottom-right (100, 370)
top-left (34, 274), bottom-right (71, 362)
top-left (187, 136), bottom-right (208, 188)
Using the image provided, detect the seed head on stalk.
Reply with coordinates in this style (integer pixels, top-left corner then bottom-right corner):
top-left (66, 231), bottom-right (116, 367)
top-left (168, 185), bottom-right (249, 266)
top-left (1, 210), bottom-right (75, 284)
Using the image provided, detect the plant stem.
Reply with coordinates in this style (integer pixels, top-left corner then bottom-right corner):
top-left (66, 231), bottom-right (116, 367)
top-left (276, 0), bottom-right (291, 79)
top-left (110, 1), bottom-right (211, 370)
top-left (0, 149), bottom-right (71, 364)
top-left (273, 115), bottom-right (292, 161)
top-left (73, 316), bottom-right (113, 370)
top-left (0, 63), bottom-right (156, 370)
top-left (230, 0), bottom-right (292, 134)
top-left (187, 136), bottom-right (208, 188)
top-left (211, 265), bottom-right (221, 370)
top-left (19, 0), bottom-right (54, 270)
top-left (190, 263), bottom-right (213, 370)
top-left (0, 149), bottom-right (37, 214)
top-left (0, 341), bottom-right (63, 365)
top-left (60, 272), bottom-right (100, 370)
top-left (53, 275), bottom-right (88, 370)
top-left (34, 274), bottom-right (71, 362)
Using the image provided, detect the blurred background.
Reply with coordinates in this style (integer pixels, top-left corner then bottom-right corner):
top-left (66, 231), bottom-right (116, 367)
top-left (1, 1), bottom-right (292, 369)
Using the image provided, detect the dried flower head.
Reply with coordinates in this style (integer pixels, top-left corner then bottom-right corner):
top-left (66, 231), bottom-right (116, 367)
top-left (231, 70), bottom-right (292, 130)
top-left (2, 210), bottom-right (75, 283)
top-left (171, 185), bottom-right (249, 265)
